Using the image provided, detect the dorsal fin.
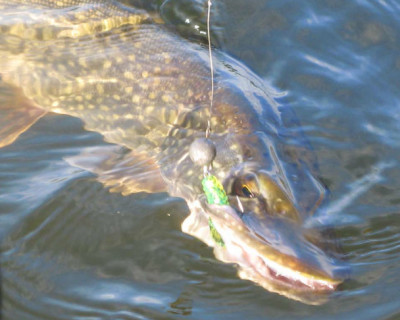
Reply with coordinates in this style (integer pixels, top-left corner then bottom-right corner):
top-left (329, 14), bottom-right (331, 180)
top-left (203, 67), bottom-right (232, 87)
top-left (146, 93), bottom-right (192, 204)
top-left (66, 145), bottom-right (167, 195)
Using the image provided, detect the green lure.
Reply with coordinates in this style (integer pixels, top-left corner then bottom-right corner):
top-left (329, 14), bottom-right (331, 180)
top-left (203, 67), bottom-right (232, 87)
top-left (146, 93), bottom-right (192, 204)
top-left (202, 174), bottom-right (229, 205)
top-left (202, 174), bottom-right (228, 246)
top-left (208, 217), bottom-right (225, 247)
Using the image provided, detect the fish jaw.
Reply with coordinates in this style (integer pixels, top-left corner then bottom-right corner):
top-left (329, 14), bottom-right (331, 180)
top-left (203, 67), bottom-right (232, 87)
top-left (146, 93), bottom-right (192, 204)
top-left (182, 199), bottom-right (345, 304)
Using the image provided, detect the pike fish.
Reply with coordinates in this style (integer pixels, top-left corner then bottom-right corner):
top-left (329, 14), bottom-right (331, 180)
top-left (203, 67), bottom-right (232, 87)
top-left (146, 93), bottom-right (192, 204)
top-left (0, 0), bottom-right (347, 304)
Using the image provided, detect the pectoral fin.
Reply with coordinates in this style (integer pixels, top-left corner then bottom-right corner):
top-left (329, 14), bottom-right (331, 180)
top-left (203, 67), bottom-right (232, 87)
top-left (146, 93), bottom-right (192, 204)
top-left (65, 145), bottom-right (167, 195)
top-left (0, 84), bottom-right (46, 148)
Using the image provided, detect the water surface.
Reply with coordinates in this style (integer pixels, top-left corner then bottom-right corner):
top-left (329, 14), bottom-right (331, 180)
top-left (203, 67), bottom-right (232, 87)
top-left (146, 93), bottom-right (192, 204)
top-left (1, 0), bottom-right (400, 319)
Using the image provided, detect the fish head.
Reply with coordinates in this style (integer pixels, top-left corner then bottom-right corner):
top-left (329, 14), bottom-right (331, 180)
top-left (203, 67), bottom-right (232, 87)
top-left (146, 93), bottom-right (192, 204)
top-left (182, 162), bottom-right (349, 304)
top-left (159, 59), bottom-right (348, 303)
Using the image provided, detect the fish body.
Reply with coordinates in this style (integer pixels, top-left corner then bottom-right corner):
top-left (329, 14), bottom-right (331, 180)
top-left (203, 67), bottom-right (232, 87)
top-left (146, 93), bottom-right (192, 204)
top-left (0, 0), bottom-right (347, 304)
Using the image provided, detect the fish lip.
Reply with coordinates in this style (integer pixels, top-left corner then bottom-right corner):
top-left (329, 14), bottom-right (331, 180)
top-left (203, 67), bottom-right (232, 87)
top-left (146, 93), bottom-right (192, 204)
top-left (204, 203), bottom-right (342, 292)
top-left (228, 238), bottom-right (340, 292)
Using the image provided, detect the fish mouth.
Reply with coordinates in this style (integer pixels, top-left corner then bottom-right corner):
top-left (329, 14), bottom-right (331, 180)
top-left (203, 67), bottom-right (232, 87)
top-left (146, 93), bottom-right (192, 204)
top-left (207, 203), bottom-right (342, 292)
top-left (225, 237), bottom-right (339, 292)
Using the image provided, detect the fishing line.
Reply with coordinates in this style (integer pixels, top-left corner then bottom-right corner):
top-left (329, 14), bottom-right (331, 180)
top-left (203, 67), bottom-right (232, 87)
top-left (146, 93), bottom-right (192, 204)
top-left (206, 0), bottom-right (213, 139)
top-left (202, 0), bottom-right (228, 205)
top-left (189, 0), bottom-right (218, 175)
top-left (187, 0), bottom-right (228, 246)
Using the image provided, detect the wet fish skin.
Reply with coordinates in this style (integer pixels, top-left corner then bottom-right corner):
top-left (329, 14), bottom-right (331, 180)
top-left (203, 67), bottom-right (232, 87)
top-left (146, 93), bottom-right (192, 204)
top-left (0, 0), bottom-right (346, 304)
top-left (0, 0), bottom-right (209, 145)
top-left (0, 0), bottom-right (266, 195)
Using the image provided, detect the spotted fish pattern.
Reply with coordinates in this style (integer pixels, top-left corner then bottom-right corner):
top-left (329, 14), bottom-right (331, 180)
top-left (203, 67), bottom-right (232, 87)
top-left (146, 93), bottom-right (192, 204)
top-left (0, 0), bottom-right (265, 195)
top-left (0, 0), bottom-right (218, 152)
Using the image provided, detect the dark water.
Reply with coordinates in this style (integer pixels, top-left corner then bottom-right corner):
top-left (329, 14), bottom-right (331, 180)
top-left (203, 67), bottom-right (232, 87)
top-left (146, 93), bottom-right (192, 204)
top-left (1, 0), bottom-right (400, 319)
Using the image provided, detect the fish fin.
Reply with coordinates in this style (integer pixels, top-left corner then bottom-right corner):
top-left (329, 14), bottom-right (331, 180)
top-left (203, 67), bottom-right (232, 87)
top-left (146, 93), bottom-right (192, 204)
top-left (0, 84), bottom-right (46, 148)
top-left (65, 145), bottom-right (167, 195)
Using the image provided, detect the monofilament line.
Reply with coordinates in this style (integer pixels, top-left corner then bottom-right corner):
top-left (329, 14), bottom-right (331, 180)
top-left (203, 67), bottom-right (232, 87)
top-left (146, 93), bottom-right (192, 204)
top-left (206, 0), bottom-right (214, 139)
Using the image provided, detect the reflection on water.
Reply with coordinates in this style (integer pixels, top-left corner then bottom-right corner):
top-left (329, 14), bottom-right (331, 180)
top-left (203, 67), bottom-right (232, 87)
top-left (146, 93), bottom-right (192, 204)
top-left (1, 0), bottom-right (400, 319)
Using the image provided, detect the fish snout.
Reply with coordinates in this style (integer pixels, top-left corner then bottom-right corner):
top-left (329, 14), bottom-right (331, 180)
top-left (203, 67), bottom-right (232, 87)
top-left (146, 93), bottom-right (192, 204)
top-left (200, 169), bottom-right (347, 296)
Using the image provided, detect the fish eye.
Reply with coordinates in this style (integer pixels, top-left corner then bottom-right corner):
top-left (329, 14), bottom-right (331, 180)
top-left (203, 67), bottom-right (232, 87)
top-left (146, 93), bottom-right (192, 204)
top-left (232, 174), bottom-right (258, 198)
top-left (241, 185), bottom-right (254, 198)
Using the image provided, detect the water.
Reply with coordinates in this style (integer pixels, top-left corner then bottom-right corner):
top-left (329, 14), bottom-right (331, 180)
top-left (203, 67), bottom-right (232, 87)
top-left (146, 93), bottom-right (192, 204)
top-left (1, 0), bottom-right (400, 319)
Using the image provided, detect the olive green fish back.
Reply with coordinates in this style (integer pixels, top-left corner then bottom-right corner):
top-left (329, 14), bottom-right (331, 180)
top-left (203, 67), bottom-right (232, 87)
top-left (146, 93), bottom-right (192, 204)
top-left (0, 0), bottom-right (213, 155)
